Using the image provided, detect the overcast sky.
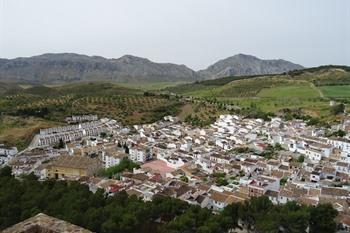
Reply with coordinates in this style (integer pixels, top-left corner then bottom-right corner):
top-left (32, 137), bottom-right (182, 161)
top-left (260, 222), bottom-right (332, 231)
top-left (0, 0), bottom-right (349, 70)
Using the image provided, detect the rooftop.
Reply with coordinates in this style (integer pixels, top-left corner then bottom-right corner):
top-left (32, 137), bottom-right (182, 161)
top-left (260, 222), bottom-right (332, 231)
top-left (2, 213), bottom-right (92, 233)
top-left (47, 156), bottom-right (100, 170)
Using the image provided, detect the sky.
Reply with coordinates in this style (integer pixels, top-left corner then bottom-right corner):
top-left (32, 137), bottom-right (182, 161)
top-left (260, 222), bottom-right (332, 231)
top-left (0, 0), bottom-right (349, 70)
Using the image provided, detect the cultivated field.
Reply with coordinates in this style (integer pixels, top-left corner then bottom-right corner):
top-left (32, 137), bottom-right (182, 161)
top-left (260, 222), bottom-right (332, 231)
top-left (257, 84), bottom-right (320, 98)
top-left (319, 85), bottom-right (350, 98)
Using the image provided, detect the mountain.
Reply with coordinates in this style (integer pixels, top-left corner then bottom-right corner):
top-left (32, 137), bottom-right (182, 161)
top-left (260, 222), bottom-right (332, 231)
top-left (0, 53), bottom-right (303, 84)
top-left (0, 53), bottom-right (199, 84)
top-left (198, 54), bottom-right (304, 79)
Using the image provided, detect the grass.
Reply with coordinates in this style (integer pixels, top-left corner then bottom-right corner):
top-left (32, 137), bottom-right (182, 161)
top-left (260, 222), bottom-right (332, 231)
top-left (257, 85), bottom-right (320, 98)
top-left (0, 116), bottom-right (61, 150)
top-left (216, 97), bottom-right (330, 117)
top-left (319, 85), bottom-right (350, 98)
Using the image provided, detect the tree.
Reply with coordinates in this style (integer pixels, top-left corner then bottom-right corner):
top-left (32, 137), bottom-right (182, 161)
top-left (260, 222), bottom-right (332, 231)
top-left (180, 175), bottom-right (188, 183)
top-left (57, 138), bottom-right (65, 149)
top-left (297, 155), bottom-right (305, 163)
top-left (0, 166), bottom-right (12, 177)
top-left (280, 177), bottom-right (288, 186)
top-left (330, 103), bottom-right (345, 115)
top-left (309, 204), bottom-right (338, 233)
top-left (0, 175), bottom-right (339, 233)
top-left (124, 144), bottom-right (129, 154)
top-left (328, 130), bottom-right (346, 138)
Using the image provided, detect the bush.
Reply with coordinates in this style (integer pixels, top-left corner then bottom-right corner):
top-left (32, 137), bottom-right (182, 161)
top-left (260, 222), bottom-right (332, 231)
top-left (330, 103), bottom-right (345, 115)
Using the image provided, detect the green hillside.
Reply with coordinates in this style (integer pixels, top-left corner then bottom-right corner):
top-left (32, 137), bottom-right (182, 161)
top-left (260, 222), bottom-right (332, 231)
top-left (165, 66), bottom-right (350, 119)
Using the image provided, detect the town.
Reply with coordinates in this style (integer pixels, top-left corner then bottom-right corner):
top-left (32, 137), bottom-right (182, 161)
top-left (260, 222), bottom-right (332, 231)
top-left (2, 112), bottom-right (350, 230)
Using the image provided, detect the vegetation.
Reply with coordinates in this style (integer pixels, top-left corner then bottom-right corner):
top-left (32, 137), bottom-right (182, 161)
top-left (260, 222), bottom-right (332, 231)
top-left (279, 177), bottom-right (288, 186)
top-left (330, 103), bottom-right (345, 115)
top-left (326, 130), bottom-right (346, 138)
top-left (260, 144), bottom-right (282, 159)
top-left (0, 167), bottom-right (338, 233)
top-left (297, 155), bottom-right (305, 163)
top-left (184, 114), bottom-right (213, 127)
top-left (212, 172), bottom-right (228, 186)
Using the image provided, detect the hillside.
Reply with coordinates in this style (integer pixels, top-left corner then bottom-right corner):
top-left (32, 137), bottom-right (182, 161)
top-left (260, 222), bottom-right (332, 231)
top-left (167, 66), bottom-right (350, 96)
top-left (0, 81), bottom-right (228, 149)
top-left (198, 54), bottom-right (303, 79)
top-left (166, 66), bottom-right (350, 118)
top-left (0, 53), bottom-right (303, 84)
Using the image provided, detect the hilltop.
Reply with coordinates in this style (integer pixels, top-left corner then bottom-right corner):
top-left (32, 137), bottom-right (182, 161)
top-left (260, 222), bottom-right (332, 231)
top-left (0, 53), bottom-right (302, 84)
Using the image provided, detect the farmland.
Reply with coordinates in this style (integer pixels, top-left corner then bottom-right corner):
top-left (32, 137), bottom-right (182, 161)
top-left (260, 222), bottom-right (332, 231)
top-left (319, 85), bottom-right (350, 98)
top-left (257, 84), bottom-right (320, 98)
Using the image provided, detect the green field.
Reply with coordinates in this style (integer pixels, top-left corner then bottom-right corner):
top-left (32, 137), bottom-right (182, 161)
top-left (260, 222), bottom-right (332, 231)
top-left (319, 85), bottom-right (350, 98)
top-left (257, 85), bottom-right (320, 98)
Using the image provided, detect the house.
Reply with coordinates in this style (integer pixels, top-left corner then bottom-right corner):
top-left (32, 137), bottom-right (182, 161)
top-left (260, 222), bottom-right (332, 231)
top-left (310, 171), bottom-right (321, 182)
top-left (321, 187), bottom-right (349, 199)
top-left (305, 148), bottom-right (323, 162)
top-left (327, 138), bottom-right (350, 153)
top-left (322, 167), bottom-right (336, 180)
top-left (266, 160), bottom-right (280, 171)
top-left (0, 145), bottom-right (18, 157)
top-left (101, 150), bottom-right (127, 168)
top-left (241, 161), bottom-right (258, 174)
top-left (129, 145), bottom-right (152, 163)
top-left (247, 175), bottom-right (280, 197)
top-left (0, 146), bottom-right (18, 165)
top-left (279, 189), bottom-right (297, 204)
top-left (42, 156), bottom-right (102, 179)
top-left (209, 153), bottom-right (231, 165)
top-left (209, 190), bottom-right (236, 211)
top-left (336, 162), bottom-right (350, 173)
top-left (265, 189), bottom-right (279, 204)
top-left (340, 151), bottom-right (350, 163)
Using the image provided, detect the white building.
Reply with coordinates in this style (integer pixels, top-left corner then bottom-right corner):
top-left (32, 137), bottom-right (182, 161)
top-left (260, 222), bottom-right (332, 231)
top-left (129, 146), bottom-right (152, 163)
top-left (328, 138), bottom-right (350, 153)
top-left (101, 150), bottom-right (127, 168)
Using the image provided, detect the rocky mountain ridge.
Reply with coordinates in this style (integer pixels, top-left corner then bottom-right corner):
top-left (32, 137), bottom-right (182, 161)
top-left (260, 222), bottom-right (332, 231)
top-left (0, 53), bottom-right (303, 84)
